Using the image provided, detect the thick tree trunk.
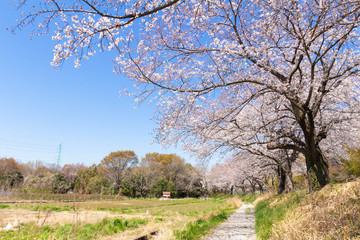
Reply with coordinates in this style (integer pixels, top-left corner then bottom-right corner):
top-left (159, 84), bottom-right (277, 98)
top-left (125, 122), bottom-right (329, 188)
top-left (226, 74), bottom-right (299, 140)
top-left (305, 146), bottom-right (329, 192)
top-left (258, 182), bottom-right (264, 193)
top-left (277, 163), bottom-right (294, 194)
top-left (250, 181), bottom-right (256, 194)
top-left (291, 103), bottom-right (330, 191)
top-left (277, 168), bottom-right (294, 194)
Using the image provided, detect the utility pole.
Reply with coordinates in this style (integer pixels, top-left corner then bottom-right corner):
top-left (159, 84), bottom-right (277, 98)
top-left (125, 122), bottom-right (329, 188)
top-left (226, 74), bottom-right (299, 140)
top-left (56, 144), bottom-right (62, 167)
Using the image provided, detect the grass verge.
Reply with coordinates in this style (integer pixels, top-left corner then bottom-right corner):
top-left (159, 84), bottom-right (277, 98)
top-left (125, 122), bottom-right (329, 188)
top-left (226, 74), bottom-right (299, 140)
top-left (254, 179), bottom-right (360, 239)
top-left (174, 209), bottom-right (230, 240)
top-left (174, 196), bottom-right (242, 240)
top-left (239, 193), bottom-right (259, 204)
top-left (255, 190), bottom-right (306, 240)
top-left (271, 179), bottom-right (360, 239)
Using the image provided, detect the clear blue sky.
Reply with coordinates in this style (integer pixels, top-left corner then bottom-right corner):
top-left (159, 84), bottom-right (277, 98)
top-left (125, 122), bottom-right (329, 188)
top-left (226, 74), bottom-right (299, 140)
top-left (0, 2), bottom-right (196, 166)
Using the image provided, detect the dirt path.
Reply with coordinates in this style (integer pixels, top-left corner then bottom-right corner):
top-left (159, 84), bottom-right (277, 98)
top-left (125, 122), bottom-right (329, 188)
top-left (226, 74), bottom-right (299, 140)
top-left (205, 202), bottom-right (256, 240)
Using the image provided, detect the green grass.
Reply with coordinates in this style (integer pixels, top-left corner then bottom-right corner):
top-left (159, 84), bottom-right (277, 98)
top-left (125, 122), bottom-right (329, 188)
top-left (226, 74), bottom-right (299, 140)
top-left (154, 217), bottom-right (165, 222)
top-left (32, 205), bottom-right (73, 212)
top-left (95, 199), bottom-right (225, 217)
top-left (13, 198), bottom-right (222, 216)
top-left (0, 204), bottom-right (10, 209)
top-left (0, 217), bottom-right (147, 240)
top-left (239, 193), bottom-right (259, 203)
top-left (10, 192), bottom-right (124, 202)
top-left (1, 196), bottom-right (233, 239)
top-left (255, 191), bottom-right (306, 240)
top-left (174, 209), bottom-right (234, 240)
top-left (97, 206), bottom-right (136, 214)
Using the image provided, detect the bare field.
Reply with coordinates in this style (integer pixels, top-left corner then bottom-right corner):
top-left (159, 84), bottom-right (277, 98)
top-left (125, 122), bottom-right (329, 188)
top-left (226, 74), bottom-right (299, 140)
top-left (0, 197), bottom-right (232, 239)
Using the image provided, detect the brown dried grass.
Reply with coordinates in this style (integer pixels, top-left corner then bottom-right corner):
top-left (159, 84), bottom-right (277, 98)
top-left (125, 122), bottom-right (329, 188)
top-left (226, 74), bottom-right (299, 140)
top-left (271, 179), bottom-right (360, 240)
top-left (253, 192), bottom-right (275, 206)
top-left (0, 208), bottom-right (151, 228)
top-left (1, 198), bottom-right (230, 238)
top-left (226, 195), bottom-right (242, 209)
top-left (100, 214), bottom-right (194, 240)
top-left (202, 196), bottom-right (242, 221)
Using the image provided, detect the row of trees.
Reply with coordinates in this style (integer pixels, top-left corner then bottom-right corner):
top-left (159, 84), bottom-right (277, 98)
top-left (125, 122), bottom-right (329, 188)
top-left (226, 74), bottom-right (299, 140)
top-left (2, 147), bottom-right (359, 197)
top-left (0, 152), bottom-right (203, 198)
top-left (204, 146), bottom-right (360, 195)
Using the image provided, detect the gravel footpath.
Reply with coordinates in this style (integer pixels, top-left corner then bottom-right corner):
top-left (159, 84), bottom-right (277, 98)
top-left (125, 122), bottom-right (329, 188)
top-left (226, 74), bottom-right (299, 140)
top-left (204, 202), bottom-right (256, 240)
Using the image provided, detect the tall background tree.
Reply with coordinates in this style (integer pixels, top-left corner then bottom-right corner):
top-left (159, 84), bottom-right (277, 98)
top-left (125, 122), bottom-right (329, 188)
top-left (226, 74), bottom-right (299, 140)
top-left (100, 150), bottom-right (138, 192)
top-left (0, 158), bottom-right (23, 189)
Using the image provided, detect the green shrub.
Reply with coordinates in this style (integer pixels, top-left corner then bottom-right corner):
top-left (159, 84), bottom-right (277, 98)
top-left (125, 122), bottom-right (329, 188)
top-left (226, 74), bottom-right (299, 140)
top-left (342, 148), bottom-right (360, 177)
top-left (150, 177), bottom-right (176, 197)
top-left (52, 173), bottom-right (71, 194)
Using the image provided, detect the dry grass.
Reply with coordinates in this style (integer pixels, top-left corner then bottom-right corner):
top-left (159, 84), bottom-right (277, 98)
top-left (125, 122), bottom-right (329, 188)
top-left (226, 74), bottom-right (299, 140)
top-left (226, 195), bottom-right (242, 208)
top-left (253, 192), bottom-right (275, 206)
top-left (8, 199), bottom-right (174, 210)
top-left (0, 197), bottom-right (229, 239)
top-left (0, 206), bottom-right (195, 239)
top-left (8, 198), bottom-right (210, 216)
top-left (271, 179), bottom-right (360, 240)
top-left (202, 196), bottom-right (242, 221)
top-left (0, 208), bottom-right (151, 228)
top-left (101, 214), bottom-right (195, 240)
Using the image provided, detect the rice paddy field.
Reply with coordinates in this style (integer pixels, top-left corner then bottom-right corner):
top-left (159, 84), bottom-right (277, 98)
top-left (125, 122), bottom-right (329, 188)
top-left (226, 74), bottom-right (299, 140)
top-left (0, 194), bottom-right (241, 239)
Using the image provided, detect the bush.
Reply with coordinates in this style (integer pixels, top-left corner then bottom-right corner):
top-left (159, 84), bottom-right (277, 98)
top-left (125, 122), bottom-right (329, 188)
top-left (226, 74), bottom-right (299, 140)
top-left (23, 174), bottom-right (54, 193)
top-left (52, 173), bottom-right (71, 194)
top-left (1, 171), bottom-right (23, 189)
top-left (343, 148), bottom-right (360, 177)
top-left (86, 175), bottom-right (109, 194)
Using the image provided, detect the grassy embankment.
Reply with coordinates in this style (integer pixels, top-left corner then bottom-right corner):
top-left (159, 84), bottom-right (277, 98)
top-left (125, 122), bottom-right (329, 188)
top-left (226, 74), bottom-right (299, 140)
top-left (249, 179), bottom-right (360, 240)
top-left (0, 195), bottom-right (242, 239)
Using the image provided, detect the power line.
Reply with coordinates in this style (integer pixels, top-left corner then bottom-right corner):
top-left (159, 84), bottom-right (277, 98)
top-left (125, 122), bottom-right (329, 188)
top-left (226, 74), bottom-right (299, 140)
top-left (0, 146), bottom-right (56, 154)
top-left (0, 139), bottom-right (55, 148)
top-left (0, 143), bottom-right (56, 151)
top-left (0, 140), bottom-right (59, 164)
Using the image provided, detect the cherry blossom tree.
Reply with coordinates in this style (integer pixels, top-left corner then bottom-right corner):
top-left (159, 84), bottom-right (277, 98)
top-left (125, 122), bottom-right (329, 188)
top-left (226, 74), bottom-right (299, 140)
top-left (206, 153), bottom-right (272, 194)
top-left (173, 98), bottom-right (301, 193)
top-left (206, 162), bottom-right (235, 194)
top-left (13, 0), bottom-right (360, 189)
top-left (61, 163), bottom-right (86, 187)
